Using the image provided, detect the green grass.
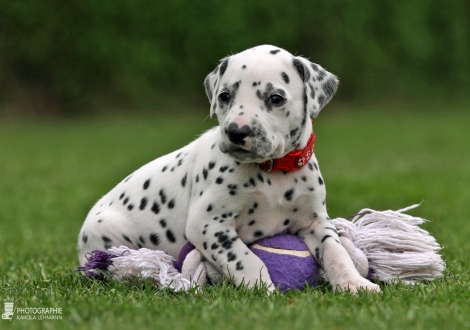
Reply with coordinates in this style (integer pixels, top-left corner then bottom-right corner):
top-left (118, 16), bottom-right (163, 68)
top-left (1, 103), bottom-right (470, 329)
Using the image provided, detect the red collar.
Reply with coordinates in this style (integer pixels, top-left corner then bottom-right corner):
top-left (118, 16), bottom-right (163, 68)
top-left (258, 132), bottom-right (316, 172)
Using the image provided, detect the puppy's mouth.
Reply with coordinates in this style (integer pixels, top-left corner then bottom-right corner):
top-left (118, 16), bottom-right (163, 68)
top-left (219, 143), bottom-right (266, 163)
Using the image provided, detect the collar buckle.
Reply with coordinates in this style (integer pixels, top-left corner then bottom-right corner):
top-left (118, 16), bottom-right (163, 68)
top-left (260, 159), bottom-right (275, 172)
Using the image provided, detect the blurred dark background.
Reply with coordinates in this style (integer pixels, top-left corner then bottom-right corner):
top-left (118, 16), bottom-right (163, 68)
top-left (1, 0), bottom-right (469, 117)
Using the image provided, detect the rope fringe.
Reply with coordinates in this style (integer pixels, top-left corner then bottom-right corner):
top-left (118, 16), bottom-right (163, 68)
top-left (333, 204), bottom-right (445, 283)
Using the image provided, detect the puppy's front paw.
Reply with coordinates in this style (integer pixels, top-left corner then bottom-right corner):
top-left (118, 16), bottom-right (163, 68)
top-left (336, 277), bottom-right (381, 294)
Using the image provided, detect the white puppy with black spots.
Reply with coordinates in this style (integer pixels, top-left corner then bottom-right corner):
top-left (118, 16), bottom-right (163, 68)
top-left (78, 45), bottom-right (380, 293)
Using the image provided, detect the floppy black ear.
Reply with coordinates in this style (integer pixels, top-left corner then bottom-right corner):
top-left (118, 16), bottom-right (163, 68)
top-left (293, 57), bottom-right (339, 118)
top-left (204, 57), bottom-right (230, 117)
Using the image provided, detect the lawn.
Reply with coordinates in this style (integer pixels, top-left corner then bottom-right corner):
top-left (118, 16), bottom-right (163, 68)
top-left (1, 102), bottom-right (469, 329)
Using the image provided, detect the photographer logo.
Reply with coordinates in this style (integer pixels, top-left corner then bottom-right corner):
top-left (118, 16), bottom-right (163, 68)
top-left (2, 299), bottom-right (62, 321)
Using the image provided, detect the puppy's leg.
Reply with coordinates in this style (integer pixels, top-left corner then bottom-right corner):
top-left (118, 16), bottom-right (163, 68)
top-left (186, 220), bottom-right (273, 291)
top-left (299, 213), bottom-right (380, 293)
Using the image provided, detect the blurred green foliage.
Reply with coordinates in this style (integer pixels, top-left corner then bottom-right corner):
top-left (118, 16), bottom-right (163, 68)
top-left (0, 0), bottom-right (469, 115)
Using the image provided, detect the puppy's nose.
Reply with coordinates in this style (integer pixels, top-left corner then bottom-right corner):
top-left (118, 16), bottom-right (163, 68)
top-left (226, 123), bottom-right (252, 145)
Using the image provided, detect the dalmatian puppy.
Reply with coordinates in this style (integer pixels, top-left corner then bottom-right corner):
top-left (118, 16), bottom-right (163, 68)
top-left (78, 45), bottom-right (380, 293)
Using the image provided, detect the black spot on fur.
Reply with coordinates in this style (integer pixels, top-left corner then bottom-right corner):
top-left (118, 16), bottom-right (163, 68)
top-left (318, 176), bottom-right (324, 185)
top-left (82, 234), bottom-right (88, 244)
top-left (123, 197), bottom-right (129, 205)
top-left (203, 242), bottom-right (208, 250)
top-left (216, 177), bottom-right (224, 184)
top-left (160, 219), bottom-right (167, 228)
top-left (122, 234), bottom-right (132, 244)
top-left (181, 173), bottom-right (187, 187)
top-left (207, 204), bottom-right (213, 212)
top-left (270, 49), bottom-right (281, 54)
top-left (119, 193), bottom-right (125, 200)
top-left (102, 235), bottom-right (112, 244)
top-left (159, 189), bottom-right (167, 204)
top-left (248, 220), bottom-right (256, 226)
top-left (257, 173), bottom-right (264, 183)
top-left (293, 58), bottom-right (311, 82)
top-left (208, 161), bottom-right (216, 170)
top-left (227, 252), bottom-right (237, 262)
top-left (325, 226), bottom-right (338, 234)
top-left (284, 219), bottom-right (290, 226)
top-left (236, 261), bottom-right (244, 270)
top-left (203, 168), bottom-right (208, 180)
top-left (317, 70), bottom-right (326, 81)
top-left (281, 72), bottom-right (290, 84)
top-left (151, 202), bottom-right (160, 214)
top-left (139, 197), bottom-right (148, 210)
top-left (254, 230), bottom-right (263, 238)
top-left (323, 77), bottom-right (337, 97)
top-left (166, 230), bottom-right (176, 243)
top-left (214, 231), bottom-right (236, 250)
top-left (150, 233), bottom-right (160, 245)
top-left (143, 179), bottom-right (151, 190)
top-left (220, 166), bottom-right (229, 172)
top-left (168, 199), bottom-right (175, 209)
top-left (139, 236), bottom-right (145, 244)
top-left (220, 59), bottom-right (229, 76)
top-left (162, 165), bottom-right (168, 172)
top-left (127, 204), bottom-right (134, 211)
top-left (284, 188), bottom-right (294, 201)
top-left (308, 163), bottom-right (314, 171)
top-left (321, 235), bottom-right (332, 243)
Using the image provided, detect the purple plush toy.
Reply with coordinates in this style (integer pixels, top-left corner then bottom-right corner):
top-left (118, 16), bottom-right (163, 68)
top-left (175, 234), bottom-right (320, 291)
top-left (249, 235), bottom-right (320, 291)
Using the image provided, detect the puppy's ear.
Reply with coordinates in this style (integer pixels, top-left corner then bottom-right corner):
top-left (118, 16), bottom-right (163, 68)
top-left (204, 57), bottom-right (230, 117)
top-left (292, 57), bottom-right (339, 118)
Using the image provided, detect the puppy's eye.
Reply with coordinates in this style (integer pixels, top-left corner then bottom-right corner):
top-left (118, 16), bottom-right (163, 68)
top-left (218, 92), bottom-right (231, 103)
top-left (269, 94), bottom-right (285, 105)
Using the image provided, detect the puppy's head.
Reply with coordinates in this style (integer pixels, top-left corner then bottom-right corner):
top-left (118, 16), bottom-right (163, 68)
top-left (204, 45), bottom-right (338, 163)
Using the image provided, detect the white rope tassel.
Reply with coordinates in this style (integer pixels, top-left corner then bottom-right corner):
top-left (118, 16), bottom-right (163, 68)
top-left (105, 246), bottom-right (194, 291)
top-left (332, 204), bottom-right (446, 283)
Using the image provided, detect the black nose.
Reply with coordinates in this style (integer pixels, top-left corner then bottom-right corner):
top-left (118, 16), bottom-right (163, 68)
top-left (225, 123), bottom-right (252, 145)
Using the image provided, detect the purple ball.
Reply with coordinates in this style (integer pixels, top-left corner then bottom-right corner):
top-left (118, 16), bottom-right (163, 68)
top-left (176, 234), bottom-right (320, 291)
top-left (250, 234), bottom-right (320, 291)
